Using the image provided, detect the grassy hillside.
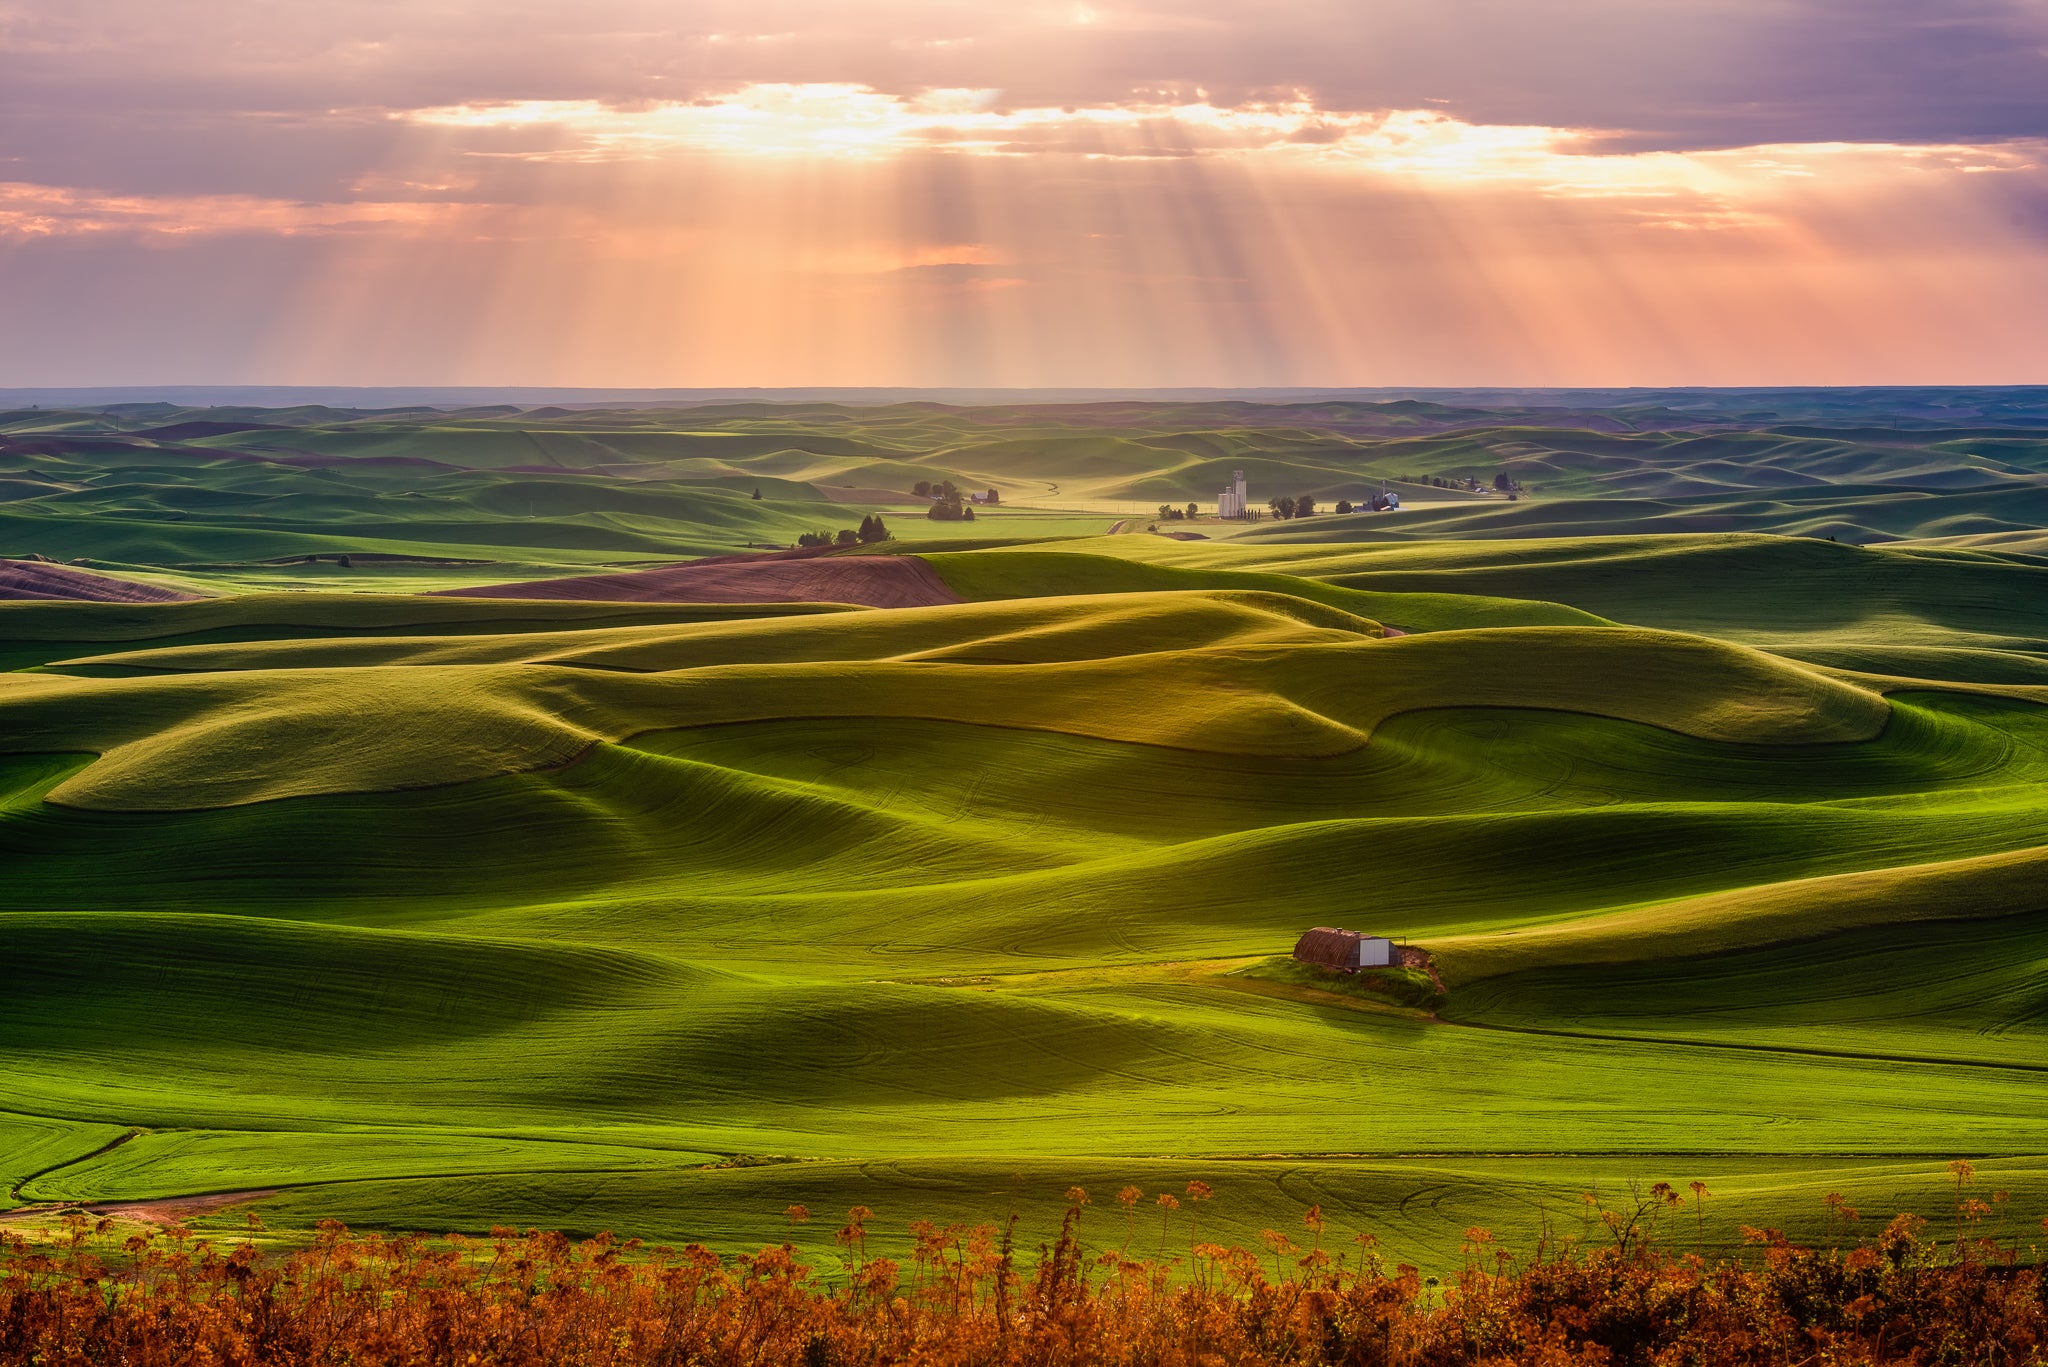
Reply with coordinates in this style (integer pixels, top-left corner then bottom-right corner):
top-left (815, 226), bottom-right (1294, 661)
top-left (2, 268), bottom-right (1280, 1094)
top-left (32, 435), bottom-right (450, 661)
top-left (1077, 532), bottom-right (2048, 657)
top-left (6, 395), bottom-right (2048, 1271)
top-left (1237, 483), bottom-right (2048, 545)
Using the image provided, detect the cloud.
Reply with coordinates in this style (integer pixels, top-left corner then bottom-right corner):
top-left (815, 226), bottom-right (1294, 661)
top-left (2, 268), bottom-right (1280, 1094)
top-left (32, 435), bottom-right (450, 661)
top-left (2, 0), bottom-right (2046, 385)
top-left (0, 180), bottom-right (474, 240)
top-left (6, 1), bottom-right (2047, 172)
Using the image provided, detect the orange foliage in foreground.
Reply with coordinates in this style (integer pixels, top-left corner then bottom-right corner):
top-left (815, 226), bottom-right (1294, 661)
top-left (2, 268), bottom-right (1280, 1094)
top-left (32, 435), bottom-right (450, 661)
top-left (4, 1182), bottom-right (2047, 1366)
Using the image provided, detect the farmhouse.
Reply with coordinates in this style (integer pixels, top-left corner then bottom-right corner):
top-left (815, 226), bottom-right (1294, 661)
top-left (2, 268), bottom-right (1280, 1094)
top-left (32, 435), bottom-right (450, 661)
top-left (1292, 926), bottom-right (1396, 972)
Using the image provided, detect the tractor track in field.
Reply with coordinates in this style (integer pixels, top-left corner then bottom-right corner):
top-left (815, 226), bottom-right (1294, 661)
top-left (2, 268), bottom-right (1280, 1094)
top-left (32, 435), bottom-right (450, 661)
top-left (898, 955), bottom-right (2048, 1076)
top-left (7, 1126), bottom-right (141, 1208)
top-left (1442, 1014), bottom-right (2048, 1075)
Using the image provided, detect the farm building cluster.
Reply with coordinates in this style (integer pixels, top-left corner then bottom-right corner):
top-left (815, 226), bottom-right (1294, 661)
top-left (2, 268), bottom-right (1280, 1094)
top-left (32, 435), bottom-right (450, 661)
top-left (1215, 470), bottom-right (1404, 520)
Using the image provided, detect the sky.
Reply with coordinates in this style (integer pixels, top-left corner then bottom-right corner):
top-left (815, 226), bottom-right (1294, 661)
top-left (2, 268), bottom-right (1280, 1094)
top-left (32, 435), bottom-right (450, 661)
top-left (3, 0), bottom-right (2047, 387)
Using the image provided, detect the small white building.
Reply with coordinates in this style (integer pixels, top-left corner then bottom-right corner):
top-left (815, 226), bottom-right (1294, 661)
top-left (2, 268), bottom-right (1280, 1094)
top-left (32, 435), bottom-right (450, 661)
top-left (1218, 468), bottom-right (1248, 519)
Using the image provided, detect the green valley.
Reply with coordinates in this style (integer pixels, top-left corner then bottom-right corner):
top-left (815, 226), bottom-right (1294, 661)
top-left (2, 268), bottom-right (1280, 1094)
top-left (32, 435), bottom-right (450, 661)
top-left (5, 390), bottom-right (2048, 1273)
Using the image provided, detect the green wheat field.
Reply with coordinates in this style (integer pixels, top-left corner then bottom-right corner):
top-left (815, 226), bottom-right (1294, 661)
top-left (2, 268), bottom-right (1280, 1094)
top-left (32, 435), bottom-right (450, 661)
top-left (6, 389), bottom-right (2048, 1272)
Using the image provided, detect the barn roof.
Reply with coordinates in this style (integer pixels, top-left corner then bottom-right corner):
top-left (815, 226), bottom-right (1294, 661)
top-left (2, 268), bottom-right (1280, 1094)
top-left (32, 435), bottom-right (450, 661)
top-left (1293, 926), bottom-right (1362, 969)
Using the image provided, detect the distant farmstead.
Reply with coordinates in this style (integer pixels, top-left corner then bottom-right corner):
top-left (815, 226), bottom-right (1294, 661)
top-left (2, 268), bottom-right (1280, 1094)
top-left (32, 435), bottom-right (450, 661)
top-left (1292, 926), bottom-right (1396, 972)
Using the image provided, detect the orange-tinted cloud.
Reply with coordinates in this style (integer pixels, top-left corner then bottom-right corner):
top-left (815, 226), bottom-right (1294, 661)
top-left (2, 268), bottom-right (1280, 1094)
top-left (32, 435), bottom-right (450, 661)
top-left (1, 1), bottom-right (2045, 384)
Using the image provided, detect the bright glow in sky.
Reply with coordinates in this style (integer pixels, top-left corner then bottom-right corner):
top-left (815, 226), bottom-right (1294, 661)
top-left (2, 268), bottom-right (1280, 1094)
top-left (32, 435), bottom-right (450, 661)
top-left (3, 0), bottom-right (2046, 385)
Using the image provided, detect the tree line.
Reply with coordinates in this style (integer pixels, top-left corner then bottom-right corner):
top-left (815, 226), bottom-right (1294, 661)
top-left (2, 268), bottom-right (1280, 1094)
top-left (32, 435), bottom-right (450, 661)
top-left (915, 480), bottom-right (997, 522)
top-left (796, 515), bottom-right (892, 548)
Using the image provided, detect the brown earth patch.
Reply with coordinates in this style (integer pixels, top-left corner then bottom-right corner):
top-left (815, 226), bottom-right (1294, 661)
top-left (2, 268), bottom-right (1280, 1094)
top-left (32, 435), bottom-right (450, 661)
top-left (88, 1189), bottom-right (277, 1226)
top-left (1, 1189), bottom-right (278, 1228)
top-left (444, 552), bottom-right (963, 609)
top-left (0, 559), bottom-right (204, 603)
top-left (819, 486), bottom-right (914, 504)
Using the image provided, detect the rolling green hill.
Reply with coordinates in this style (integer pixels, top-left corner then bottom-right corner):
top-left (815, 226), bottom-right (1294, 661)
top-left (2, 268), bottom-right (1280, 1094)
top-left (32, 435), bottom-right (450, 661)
top-left (6, 394), bottom-right (2048, 1273)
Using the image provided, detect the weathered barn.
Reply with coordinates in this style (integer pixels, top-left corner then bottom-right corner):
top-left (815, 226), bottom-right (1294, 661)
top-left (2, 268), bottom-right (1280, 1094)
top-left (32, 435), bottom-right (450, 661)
top-left (1292, 927), bottom-right (1396, 972)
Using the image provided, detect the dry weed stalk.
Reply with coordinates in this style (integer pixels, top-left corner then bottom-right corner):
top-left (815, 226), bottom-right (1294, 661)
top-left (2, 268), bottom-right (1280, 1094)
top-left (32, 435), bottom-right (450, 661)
top-left (3, 1179), bottom-right (2045, 1366)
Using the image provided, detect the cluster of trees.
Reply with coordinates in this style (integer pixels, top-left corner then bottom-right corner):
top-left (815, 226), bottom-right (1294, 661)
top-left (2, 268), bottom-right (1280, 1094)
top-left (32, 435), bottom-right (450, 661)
top-left (913, 480), bottom-right (1000, 505)
top-left (1378, 474), bottom-right (1506, 493)
top-left (1155, 503), bottom-right (1201, 521)
top-left (1266, 494), bottom-right (1318, 519)
top-left (6, 1172), bottom-right (2045, 1366)
top-left (795, 516), bottom-right (890, 548)
top-left (1345, 472), bottom-right (1524, 498)
top-left (915, 479), bottom-right (988, 521)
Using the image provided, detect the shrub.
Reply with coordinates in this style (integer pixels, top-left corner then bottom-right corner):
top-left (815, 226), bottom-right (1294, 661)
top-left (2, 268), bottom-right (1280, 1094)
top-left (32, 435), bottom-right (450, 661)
top-left (4, 1189), bottom-right (2041, 1366)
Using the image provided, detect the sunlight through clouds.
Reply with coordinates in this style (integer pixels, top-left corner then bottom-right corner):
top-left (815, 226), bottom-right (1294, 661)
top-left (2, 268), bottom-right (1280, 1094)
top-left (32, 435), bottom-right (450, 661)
top-left (3, 0), bottom-right (2046, 384)
top-left (402, 86), bottom-right (1645, 176)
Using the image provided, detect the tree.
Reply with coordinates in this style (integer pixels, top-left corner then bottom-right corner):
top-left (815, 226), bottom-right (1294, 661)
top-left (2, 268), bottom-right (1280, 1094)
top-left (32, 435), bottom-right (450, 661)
top-left (857, 514), bottom-right (889, 543)
top-left (1294, 494), bottom-right (1317, 518)
top-left (1159, 504), bottom-right (1174, 520)
top-left (751, 487), bottom-right (762, 500)
top-left (1493, 470), bottom-right (1514, 492)
top-left (1269, 495), bottom-right (1296, 520)
top-left (913, 480), bottom-right (932, 498)
top-left (836, 528), bottom-right (859, 545)
top-left (983, 487), bottom-right (1001, 505)
top-left (1335, 498), bottom-right (1353, 514)
top-left (1185, 502), bottom-right (1198, 520)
